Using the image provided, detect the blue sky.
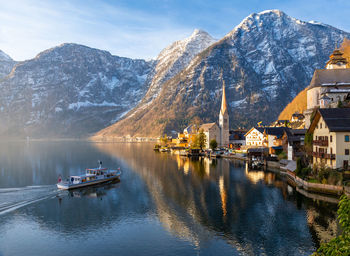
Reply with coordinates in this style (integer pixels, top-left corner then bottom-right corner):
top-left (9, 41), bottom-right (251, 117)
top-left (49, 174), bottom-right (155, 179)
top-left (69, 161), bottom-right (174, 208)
top-left (0, 0), bottom-right (349, 61)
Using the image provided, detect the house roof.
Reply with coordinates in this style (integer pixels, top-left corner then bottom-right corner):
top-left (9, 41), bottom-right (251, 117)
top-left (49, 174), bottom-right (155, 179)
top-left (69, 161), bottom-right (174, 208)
top-left (200, 122), bottom-right (218, 132)
top-left (247, 147), bottom-right (269, 153)
top-left (256, 127), bottom-right (289, 137)
top-left (308, 69), bottom-right (350, 89)
top-left (229, 131), bottom-right (245, 141)
top-left (283, 129), bottom-right (306, 143)
top-left (309, 108), bottom-right (350, 132)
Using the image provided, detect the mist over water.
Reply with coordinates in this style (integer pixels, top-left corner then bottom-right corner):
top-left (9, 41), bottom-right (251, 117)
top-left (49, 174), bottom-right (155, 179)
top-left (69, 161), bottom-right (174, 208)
top-left (0, 141), bottom-right (338, 255)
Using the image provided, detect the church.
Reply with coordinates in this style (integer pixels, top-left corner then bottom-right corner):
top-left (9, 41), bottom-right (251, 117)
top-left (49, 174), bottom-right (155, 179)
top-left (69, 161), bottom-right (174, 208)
top-left (304, 49), bottom-right (350, 127)
top-left (200, 81), bottom-right (230, 148)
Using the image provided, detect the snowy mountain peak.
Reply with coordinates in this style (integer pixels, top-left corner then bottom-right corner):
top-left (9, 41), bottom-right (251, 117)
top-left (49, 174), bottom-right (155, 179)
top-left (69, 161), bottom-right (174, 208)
top-left (0, 49), bottom-right (13, 61)
top-left (258, 9), bottom-right (285, 16)
top-left (34, 43), bottom-right (111, 61)
top-left (190, 28), bottom-right (211, 38)
top-left (158, 29), bottom-right (215, 60)
top-left (135, 28), bottom-right (216, 107)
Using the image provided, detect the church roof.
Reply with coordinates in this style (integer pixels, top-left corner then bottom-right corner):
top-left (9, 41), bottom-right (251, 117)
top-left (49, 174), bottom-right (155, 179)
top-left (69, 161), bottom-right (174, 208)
top-left (326, 49), bottom-right (348, 66)
top-left (220, 81), bottom-right (228, 115)
top-left (308, 69), bottom-right (350, 89)
top-left (200, 122), bottom-right (218, 132)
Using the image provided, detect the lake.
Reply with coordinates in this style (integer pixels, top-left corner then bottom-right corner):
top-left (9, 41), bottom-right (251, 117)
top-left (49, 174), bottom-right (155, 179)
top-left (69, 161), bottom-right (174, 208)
top-left (0, 141), bottom-right (339, 256)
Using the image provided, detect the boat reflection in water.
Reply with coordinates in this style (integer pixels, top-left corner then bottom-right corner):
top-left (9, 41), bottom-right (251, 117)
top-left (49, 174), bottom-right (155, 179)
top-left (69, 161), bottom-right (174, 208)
top-left (67, 180), bottom-right (121, 199)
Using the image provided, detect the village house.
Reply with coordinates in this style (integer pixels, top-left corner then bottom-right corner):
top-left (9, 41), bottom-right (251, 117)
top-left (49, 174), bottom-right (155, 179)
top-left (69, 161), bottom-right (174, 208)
top-left (172, 124), bottom-right (198, 148)
top-left (308, 108), bottom-right (350, 170)
top-left (282, 129), bottom-right (306, 161)
top-left (229, 129), bottom-right (246, 149)
top-left (245, 127), bottom-right (288, 153)
top-left (245, 127), bottom-right (266, 147)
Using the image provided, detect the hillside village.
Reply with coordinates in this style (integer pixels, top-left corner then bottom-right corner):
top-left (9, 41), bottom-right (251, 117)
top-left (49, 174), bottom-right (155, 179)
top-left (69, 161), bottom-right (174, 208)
top-left (156, 47), bottom-right (350, 196)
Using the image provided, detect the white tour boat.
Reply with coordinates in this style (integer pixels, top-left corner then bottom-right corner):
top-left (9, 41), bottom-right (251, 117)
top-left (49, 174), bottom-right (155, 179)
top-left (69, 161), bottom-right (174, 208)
top-left (57, 162), bottom-right (121, 190)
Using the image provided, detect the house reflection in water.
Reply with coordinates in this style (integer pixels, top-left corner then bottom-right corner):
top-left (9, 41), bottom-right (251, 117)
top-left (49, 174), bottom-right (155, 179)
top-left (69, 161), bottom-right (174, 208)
top-left (93, 143), bottom-right (338, 255)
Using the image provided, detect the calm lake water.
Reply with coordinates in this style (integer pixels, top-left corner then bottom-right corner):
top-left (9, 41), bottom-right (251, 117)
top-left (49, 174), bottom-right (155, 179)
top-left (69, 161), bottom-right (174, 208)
top-left (0, 141), bottom-right (339, 256)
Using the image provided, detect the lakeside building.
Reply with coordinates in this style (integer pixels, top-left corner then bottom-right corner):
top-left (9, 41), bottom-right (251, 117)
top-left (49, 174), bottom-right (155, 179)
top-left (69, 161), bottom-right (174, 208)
top-left (171, 125), bottom-right (198, 148)
top-left (245, 127), bottom-right (288, 155)
top-left (304, 49), bottom-right (350, 128)
top-left (229, 129), bottom-right (246, 149)
top-left (281, 129), bottom-right (306, 161)
top-left (308, 108), bottom-right (350, 170)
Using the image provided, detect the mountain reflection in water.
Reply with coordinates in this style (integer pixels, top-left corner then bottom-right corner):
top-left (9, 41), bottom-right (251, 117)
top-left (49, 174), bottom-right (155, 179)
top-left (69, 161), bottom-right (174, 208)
top-left (94, 142), bottom-right (338, 255)
top-left (0, 141), bottom-right (339, 256)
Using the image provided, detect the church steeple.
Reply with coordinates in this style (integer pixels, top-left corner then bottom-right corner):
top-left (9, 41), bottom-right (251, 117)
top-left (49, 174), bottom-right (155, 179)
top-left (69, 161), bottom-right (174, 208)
top-left (326, 49), bottom-right (348, 69)
top-left (219, 79), bottom-right (229, 147)
top-left (220, 80), bottom-right (228, 116)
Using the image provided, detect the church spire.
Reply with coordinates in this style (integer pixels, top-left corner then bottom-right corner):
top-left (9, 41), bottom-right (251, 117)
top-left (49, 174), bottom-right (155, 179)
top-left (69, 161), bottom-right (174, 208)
top-left (220, 80), bottom-right (228, 115)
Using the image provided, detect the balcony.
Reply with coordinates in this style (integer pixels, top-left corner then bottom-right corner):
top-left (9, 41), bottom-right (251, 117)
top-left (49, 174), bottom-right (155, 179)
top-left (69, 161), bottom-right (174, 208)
top-left (313, 140), bottom-right (328, 146)
top-left (312, 152), bottom-right (335, 159)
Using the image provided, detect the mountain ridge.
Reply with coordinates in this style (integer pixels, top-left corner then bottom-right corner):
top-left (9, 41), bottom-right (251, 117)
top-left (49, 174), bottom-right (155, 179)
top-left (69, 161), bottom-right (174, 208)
top-left (94, 10), bottom-right (350, 139)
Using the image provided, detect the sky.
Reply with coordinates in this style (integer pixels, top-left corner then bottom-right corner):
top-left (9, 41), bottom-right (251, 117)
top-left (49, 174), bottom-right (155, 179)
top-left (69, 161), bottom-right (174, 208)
top-left (0, 0), bottom-right (350, 61)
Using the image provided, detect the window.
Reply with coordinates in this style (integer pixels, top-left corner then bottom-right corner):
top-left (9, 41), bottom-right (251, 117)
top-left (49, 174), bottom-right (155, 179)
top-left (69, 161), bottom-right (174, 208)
top-left (346, 149), bottom-right (349, 155)
top-left (320, 123), bottom-right (322, 129)
top-left (344, 160), bottom-right (349, 170)
top-left (316, 136), bottom-right (318, 140)
top-left (345, 135), bottom-right (350, 142)
top-left (330, 135), bottom-right (332, 142)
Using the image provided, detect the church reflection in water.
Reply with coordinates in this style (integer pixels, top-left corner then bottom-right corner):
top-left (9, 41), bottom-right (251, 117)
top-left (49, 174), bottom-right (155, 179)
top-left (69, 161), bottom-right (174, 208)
top-left (92, 143), bottom-right (338, 255)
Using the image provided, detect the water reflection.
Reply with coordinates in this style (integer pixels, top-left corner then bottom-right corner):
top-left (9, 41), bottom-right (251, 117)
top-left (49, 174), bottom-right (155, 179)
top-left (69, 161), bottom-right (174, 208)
top-left (94, 143), bottom-right (338, 255)
top-left (0, 142), bottom-right (339, 256)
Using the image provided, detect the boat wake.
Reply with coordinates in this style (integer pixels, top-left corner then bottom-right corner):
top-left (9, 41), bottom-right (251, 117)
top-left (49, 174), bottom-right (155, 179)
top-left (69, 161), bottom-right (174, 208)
top-left (0, 185), bottom-right (63, 215)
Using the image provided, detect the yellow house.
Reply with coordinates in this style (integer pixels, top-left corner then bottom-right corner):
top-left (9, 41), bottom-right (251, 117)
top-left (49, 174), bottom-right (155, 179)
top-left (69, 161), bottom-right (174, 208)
top-left (308, 108), bottom-right (350, 169)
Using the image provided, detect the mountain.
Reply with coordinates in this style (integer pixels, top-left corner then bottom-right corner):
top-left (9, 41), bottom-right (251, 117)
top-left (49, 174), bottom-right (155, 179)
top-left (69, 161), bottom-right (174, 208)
top-left (140, 29), bottom-right (216, 106)
top-left (0, 50), bottom-right (16, 79)
top-left (0, 43), bottom-right (154, 137)
top-left (0, 29), bottom-right (215, 139)
top-left (94, 10), bottom-right (350, 138)
top-left (278, 88), bottom-right (307, 120)
top-left (278, 37), bottom-right (350, 121)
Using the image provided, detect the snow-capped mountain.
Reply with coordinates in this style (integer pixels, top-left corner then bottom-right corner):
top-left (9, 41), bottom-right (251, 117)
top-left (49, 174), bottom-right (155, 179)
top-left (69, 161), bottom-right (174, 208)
top-left (129, 29), bottom-right (216, 116)
top-left (0, 50), bottom-right (16, 79)
top-left (96, 10), bottom-right (350, 138)
top-left (0, 43), bottom-right (154, 137)
top-left (145, 29), bottom-right (216, 103)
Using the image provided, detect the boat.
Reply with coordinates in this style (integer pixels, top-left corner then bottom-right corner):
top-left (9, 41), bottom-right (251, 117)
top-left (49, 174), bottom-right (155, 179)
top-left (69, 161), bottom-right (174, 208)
top-left (57, 161), bottom-right (121, 190)
top-left (159, 147), bottom-right (170, 152)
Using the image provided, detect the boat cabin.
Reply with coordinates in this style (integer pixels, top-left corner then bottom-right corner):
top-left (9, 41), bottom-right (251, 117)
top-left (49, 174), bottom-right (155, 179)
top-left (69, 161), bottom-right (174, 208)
top-left (86, 168), bottom-right (107, 176)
